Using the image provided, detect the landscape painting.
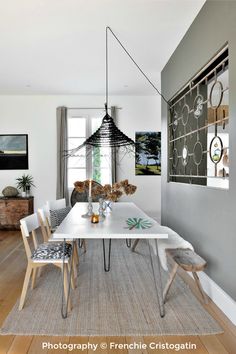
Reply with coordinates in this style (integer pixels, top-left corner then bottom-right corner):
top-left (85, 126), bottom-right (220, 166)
top-left (135, 131), bottom-right (161, 175)
top-left (0, 134), bottom-right (28, 170)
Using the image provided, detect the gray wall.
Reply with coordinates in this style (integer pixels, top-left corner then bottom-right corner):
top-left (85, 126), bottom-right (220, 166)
top-left (161, 0), bottom-right (236, 300)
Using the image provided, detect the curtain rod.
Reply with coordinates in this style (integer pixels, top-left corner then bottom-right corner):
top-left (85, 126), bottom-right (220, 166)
top-left (68, 107), bottom-right (122, 110)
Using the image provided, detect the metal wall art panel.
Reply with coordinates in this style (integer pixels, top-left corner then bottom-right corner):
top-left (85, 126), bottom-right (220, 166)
top-left (168, 46), bottom-right (229, 189)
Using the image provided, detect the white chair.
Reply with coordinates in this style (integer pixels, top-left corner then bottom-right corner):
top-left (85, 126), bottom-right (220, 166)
top-left (19, 213), bottom-right (75, 311)
top-left (46, 198), bottom-right (67, 230)
top-left (46, 198), bottom-right (66, 211)
top-left (45, 198), bottom-right (86, 253)
top-left (38, 205), bottom-right (79, 278)
top-left (37, 204), bottom-right (51, 242)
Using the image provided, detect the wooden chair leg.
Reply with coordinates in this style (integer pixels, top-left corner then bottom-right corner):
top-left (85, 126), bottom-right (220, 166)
top-left (73, 244), bottom-right (79, 270)
top-left (82, 239), bottom-right (86, 253)
top-left (19, 264), bottom-right (33, 310)
top-left (131, 239), bottom-right (140, 252)
top-left (69, 261), bottom-right (76, 290)
top-left (62, 264), bottom-right (72, 312)
top-left (31, 268), bottom-right (38, 290)
top-left (37, 267), bottom-right (42, 278)
top-left (192, 272), bottom-right (208, 304)
top-left (72, 258), bottom-right (77, 284)
top-left (74, 243), bottom-right (79, 265)
top-left (163, 262), bottom-right (178, 303)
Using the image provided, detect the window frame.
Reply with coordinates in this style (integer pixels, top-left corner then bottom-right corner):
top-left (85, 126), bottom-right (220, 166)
top-left (67, 112), bottom-right (112, 190)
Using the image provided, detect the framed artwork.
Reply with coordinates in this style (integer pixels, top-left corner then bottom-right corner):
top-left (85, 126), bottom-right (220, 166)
top-left (0, 134), bottom-right (28, 170)
top-left (135, 131), bottom-right (161, 175)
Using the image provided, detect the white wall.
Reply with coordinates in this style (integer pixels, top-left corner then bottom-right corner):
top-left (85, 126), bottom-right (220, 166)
top-left (115, 96), bottom-right (161, 220)
top-left (0, 95), bottom-right (161, 219)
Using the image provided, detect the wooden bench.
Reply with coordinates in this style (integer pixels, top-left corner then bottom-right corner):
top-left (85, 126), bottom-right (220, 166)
top-left (163, 248), bottom-right (208, 304)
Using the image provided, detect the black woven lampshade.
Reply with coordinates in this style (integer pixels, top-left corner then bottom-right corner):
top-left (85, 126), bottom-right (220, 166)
top-left (85, 112), bottom-right (135, 148)
top-left (67, 26), bottom-right (167, 157)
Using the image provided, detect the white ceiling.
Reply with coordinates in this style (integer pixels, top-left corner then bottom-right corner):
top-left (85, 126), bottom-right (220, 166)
top-left (0, 0), bottom-right (205, 95)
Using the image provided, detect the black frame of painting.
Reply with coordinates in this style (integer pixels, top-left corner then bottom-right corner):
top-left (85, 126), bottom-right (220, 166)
top-left (0, 134), bottom-right (29, 170)
top-left (135, 131), bottom-right (161, 176)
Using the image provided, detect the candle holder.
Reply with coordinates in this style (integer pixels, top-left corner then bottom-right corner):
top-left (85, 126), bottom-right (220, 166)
top-left (98, 198), bottom-right (106, 221)
top-left (82, 196), bottom-right (93, 218)
top-left (91, 214), bottom-right (99, 223)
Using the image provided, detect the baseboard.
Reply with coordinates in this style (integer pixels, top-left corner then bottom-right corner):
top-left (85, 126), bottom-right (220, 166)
top-left (189, 271), bottom-right (236, 325)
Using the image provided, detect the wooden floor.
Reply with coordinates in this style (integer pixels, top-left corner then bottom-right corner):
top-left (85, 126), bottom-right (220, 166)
top-left (0, 231), bottom-right (236, 354)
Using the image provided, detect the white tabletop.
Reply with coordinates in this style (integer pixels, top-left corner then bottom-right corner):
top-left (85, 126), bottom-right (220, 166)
top-left (53, 202), bottom-right (168, 240)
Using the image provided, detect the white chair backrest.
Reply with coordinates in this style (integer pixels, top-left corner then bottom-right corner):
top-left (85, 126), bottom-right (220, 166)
top-left (38, 205), bottom-right (51, 241)
top-left (38, 204), bottom-right (50, 225)
top-left (20, 213), bottom-right (40, 237)
top-left (46, 198), bottom-right (66, 211)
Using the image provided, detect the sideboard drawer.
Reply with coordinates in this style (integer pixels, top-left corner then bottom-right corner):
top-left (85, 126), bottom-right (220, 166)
top-left (0, 197), bottom-right (34, 230)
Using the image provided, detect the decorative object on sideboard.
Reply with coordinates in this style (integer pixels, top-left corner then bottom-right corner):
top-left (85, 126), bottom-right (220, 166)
top-left (0, 134), bottom-right (28, 170)
top-left (135, 132), bottom-right (161, 176)
top-left (2, 186), bottom-right (19, 197)
top-left (16, 174), bottom-right (35, 197)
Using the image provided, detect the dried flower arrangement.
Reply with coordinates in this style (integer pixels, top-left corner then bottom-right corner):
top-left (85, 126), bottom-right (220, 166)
top-left (74, 179), bottom-right (137, 202)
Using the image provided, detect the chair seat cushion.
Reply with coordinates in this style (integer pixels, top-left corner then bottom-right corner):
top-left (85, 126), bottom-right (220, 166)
top-left (31, 242), bottom-right (72, 260)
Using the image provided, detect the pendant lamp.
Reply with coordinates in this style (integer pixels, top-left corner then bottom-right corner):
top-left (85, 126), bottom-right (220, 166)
top-left (68, 26), bottom-right (168, 157)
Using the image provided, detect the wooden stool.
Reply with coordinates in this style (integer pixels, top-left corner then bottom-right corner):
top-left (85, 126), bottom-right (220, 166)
top-left (163, 248), bottom-right (208, 304)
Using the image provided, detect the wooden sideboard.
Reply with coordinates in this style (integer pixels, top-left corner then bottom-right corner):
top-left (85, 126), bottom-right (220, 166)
top-left (0, 196), bottom-right (34, 230)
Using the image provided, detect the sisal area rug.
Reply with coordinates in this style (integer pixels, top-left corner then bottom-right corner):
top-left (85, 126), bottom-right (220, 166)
top-left (0, 239), bottom-right (222, 336)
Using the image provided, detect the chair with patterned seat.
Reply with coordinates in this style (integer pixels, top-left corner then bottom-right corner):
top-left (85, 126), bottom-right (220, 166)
top-left (19, 213), bottom-right (75, 311)
top-left (38, 204), bottom-right (79, 277)
top-left (46, 198), bottom-right (70, 231)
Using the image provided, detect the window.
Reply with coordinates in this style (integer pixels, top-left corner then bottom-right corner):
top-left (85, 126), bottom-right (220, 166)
top-left (67, 110), bottom-right (112, 189)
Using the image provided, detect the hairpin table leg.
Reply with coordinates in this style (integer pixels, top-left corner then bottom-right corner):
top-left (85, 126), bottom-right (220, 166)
top-left (125, 239), bottom-right (131, 248)
top-left (148, 239), bottom-right (165, 318)
top-left (102, 239), bottom-right (111, 272)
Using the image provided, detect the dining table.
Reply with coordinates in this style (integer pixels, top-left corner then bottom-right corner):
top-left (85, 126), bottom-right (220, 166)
top-left (53, 201), bottom-right (169, 319)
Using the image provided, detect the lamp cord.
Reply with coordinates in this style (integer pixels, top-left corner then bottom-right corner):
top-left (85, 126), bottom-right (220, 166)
top-left (106, 26), bottom-right (169, 105)
top-left (105, 27), bottom-right (109, 112)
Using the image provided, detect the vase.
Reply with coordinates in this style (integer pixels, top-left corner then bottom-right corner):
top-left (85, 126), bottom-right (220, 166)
top-left (25, 186), bottom-right (31, 197)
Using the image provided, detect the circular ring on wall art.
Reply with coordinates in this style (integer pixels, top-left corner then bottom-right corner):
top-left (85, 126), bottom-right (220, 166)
top-left (181, 104), bottom-right (190, 126)
top-left (209, 80), bottom-right (223, 109)
top-left (193, 94), bottom-right (204, 119)
top-left (172, 118), bottom-right (178, 132)
top-left (193, 141), bottom-right (203, 165)
top-left (172, 148), bottom-right (178, 168)
top-left (182, 145), bottom-right (189, 166)
top-left (209, 136), bottom-right (223, 164)
top-left (171, 109), bottom-right (178, 132)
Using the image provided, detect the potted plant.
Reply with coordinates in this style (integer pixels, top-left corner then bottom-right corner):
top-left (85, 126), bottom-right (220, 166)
top-left (16, 174), bottom-right (35, 197)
